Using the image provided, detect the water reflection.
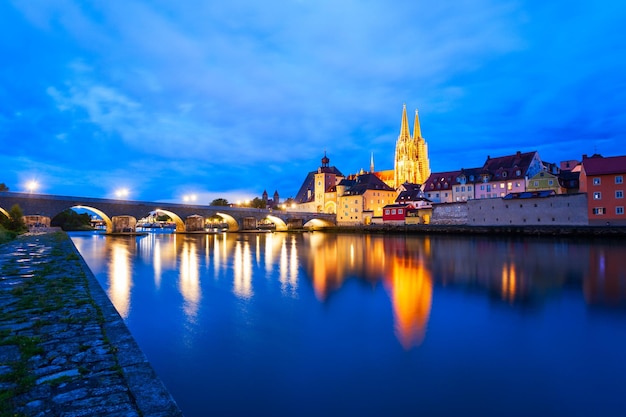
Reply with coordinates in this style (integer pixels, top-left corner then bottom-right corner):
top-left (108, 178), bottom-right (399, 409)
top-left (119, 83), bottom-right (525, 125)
top-left (180, 239), bottom-right (200, 317)
top-left (108, 239), bottom-right (132, 318)
top-left (73, 232), bottom-right (626, 349)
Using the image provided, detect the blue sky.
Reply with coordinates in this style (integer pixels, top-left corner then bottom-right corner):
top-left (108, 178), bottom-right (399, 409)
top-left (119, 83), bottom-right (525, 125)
top-left (1, 1), bottom-right (624, 204)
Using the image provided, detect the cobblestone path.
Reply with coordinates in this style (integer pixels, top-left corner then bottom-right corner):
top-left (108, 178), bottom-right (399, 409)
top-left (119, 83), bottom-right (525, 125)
top-left (0, 232), bottom-right (183, 417)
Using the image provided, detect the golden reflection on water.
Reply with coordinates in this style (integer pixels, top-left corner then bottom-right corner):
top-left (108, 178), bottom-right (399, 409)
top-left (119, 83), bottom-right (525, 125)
top-left (180, 239), bottom-right (200, 317)
top-left (108, 240), bottom-right (131, 318)
top-left (385, 257), bottom-right (433, 349)
top-left (233, 241), bottom-right (253, 298)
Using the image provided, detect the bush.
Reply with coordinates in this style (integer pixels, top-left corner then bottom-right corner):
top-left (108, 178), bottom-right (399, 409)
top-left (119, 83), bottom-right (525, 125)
top-left (51, 209), bottom-right (93, 231)
top-left (0, 204), bottom-right (26, 233)
top-left (0, 224), bottom-right (17, 244)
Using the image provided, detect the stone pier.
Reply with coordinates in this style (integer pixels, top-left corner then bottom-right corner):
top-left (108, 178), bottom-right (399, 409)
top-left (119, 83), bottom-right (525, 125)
top-left (0, 231), bottom-right (183, 416)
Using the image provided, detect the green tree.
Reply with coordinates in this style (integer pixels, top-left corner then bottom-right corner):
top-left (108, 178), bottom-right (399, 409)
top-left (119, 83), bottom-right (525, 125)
top-left (210, 198), bottom-right (229, 206)
top-left (51, 209), bottom-right (92, 231)
top-left (156, 214), bottom-right (172, 222)
top-left (0, 204), bottom-right (26, 232)
top-left (0, 183), bottom-right (9, 192)
top-left (250, 197), bottom-right (267, 209)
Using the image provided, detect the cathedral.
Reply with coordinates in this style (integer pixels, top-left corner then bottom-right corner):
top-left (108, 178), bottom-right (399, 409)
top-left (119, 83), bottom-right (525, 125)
top-left (374, 104), bottom-right (431, 189)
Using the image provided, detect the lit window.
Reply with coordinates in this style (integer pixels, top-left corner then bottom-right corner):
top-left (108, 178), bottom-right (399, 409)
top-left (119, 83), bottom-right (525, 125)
top-left (593, 192), bottom-right (602, 200)
top-left (616, 176), bottom-right (623, 184)
top-left (593, 178), bottom-right (601, 185)
top-left (593, 207), bottom-right (606, 215)
top-left (617, 207), bottom-right (624, 215)
top-left (500, 183), bottom-right (505, 189)
top-left (617, 191), bottom-right (624, 199)
top-left (507, 182), bottom-right (512, 190)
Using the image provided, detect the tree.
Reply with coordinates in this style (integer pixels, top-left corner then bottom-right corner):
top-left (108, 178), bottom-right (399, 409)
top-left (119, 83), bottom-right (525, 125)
top-left (210, 198), bottom-right (229, 206)
top-left (250, 197), bottom-right (267, 209)
top-left (0, 204), bottom-right (26, 232)
top-left (0, 183), bottom-right (8, 192)
top-left (51, 209), bottom-right (92, 231)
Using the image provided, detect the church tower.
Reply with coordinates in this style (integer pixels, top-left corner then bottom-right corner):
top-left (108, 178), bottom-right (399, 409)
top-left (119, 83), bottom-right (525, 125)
top-left (394, 105), bottom-right (430, 188)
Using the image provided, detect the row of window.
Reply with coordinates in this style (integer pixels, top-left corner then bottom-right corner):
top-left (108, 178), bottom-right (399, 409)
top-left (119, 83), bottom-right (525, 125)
top-left (593, 207), bottom-right (625, 215)
top-left (384, 208), bottom-right (404, 215)
top-left (592, 191), bottom-right (624, 200)
top-left (592, 175), bottom-right (624, 185)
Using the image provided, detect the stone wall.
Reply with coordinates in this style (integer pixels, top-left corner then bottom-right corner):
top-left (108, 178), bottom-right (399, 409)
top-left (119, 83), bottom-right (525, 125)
top-left (431, 203), bottom-right (468, 225)
top-left (466, 193), bottom-right (588, 226)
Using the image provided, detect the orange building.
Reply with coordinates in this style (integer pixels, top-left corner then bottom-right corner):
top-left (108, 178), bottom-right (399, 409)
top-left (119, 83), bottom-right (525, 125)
top-left (580, 154), bottom-right (626, 225)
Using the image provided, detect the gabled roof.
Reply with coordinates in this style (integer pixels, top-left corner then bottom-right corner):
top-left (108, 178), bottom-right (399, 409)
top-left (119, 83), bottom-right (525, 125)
top-left (482, 151), bottom-right (537, 179)
top-left (343, 173), bottom-right (395, 196)
top-left (457, 167), bottom-right (483, 184)
top-left (423, 171), bottom-right (459, 191)
top-left (396, 182), bottom-right (423, 202)
top-left (581, 154), bottom-right (626, 176)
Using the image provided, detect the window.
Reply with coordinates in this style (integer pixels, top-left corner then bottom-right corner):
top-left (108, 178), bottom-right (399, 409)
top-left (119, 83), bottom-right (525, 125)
top-left (593, 207), bottom-right (606, 215)
top-left (617, 207), bottom-right (624, 215)
top-left (398, 209), bottom-right (403, 214)
top-left (507, 182), bottom-right (512, 191)
top-left (500, 183), bottom-right (505, 189)
top-left (534, 181), bottom-right (539, 187)
top-left (617, 191), bottom-right (624, 199)
top-left (593, 192), bottom-right (602, 200)
top-left (385, 209), bottom-right (390, 215)
top-left (548, 180), bottom-right (554, 186)
top-left (593, 178), bottom-right (601, 185)
top-left (391, 209), bottom-right (396, 215)
top-left (468, 186), bottom-right (472, 191)
top-left (616, 176), bottom-right (624, 184)
top-left (455, 186), bottom-right (460, 192)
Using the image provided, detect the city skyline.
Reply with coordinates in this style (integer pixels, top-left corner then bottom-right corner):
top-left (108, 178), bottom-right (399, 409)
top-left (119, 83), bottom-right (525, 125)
top-left (1, 1), bottom-right (624, 203)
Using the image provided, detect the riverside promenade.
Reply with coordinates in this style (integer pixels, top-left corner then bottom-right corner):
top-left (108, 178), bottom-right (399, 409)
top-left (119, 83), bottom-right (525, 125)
top-left (0, 231), bottom-right (183, 416)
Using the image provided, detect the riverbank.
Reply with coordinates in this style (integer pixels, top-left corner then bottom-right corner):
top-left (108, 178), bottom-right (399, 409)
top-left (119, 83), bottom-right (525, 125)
top-left (0, 231), bottom-right (183, 416)
top-left (318, 224), bottom-right (626, 236)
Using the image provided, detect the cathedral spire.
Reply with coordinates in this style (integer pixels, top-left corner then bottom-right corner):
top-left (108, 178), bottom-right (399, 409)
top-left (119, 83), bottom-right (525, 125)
top-left (413, 109), bottom-right (422, 139)
top-left (400, 104), bottom-right (411, 141)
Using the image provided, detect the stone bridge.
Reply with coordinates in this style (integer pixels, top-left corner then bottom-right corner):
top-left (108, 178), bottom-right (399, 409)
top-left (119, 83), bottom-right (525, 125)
top-left (0, 192), bottom-right (336, 233)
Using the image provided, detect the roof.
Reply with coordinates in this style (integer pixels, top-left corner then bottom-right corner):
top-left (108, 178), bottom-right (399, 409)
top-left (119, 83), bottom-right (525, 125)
top-left (396, 182), bottom-right (423, 202)
top-left (503, 190), bottom-right (556, 200)
top-left (423, 171), bottom-right (460, 191)
top-left (482, 151), bottom-right (538, 179)
top-left (582, 154), bottom-right (626, 176)
top-left (342, 173), bottom-right (395, 196)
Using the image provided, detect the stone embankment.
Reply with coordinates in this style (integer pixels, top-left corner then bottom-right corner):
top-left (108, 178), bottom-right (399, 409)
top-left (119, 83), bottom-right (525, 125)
top-left (0, 231), bottom-right (183, 416)
top-left (324, 224), bottom-right (626, 236)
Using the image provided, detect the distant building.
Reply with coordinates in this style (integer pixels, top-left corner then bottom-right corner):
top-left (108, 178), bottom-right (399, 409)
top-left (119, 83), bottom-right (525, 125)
top-left (422, 171), bottom-right (457, 203)
top-left (580, 154), bottom-right (626, 225)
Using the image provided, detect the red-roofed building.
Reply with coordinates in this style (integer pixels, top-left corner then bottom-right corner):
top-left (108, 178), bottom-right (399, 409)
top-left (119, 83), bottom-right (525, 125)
top-left (580, 154), bottom-right (626, 225)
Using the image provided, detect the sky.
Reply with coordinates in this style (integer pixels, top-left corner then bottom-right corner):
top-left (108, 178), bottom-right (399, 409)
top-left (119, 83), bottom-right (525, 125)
top-left (1, 1), bottom-right (625, 204)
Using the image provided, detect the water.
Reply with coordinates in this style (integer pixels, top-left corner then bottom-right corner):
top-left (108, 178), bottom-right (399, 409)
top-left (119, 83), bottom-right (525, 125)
top-left (70, 231), bottom-right (626, 417)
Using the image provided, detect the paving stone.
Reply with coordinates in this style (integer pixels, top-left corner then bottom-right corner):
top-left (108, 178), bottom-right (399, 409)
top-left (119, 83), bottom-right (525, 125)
top-left (0, 233), bottom-right (183, 416)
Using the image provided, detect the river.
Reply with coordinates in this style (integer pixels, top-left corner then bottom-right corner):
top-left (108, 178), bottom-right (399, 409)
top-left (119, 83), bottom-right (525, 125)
top-left (70, 231), bottom-right (626, 417)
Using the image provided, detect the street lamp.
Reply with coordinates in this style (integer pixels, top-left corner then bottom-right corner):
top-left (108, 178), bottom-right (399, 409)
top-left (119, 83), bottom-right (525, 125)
top-left (27, 180), bottom-right (38, 194)
top-left (183, 194), bottom-right (197, 203)
top-left (116, 188), bottom-right (129, 199)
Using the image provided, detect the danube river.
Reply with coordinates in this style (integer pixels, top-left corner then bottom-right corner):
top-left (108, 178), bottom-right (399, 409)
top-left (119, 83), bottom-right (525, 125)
top-left (70, 231), bottom-right (626, 417)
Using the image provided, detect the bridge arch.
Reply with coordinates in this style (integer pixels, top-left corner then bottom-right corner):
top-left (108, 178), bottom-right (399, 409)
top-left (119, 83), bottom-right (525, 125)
top-left (0, 207), bottom-right (8, 219)
top-left (73, 205), bottom-right (114, 233)
top-left (216, 212), bottom-right (240, 232)
top-left (266, 215), bottom-right (288, 231)
top-left (153, 209), bottom-right (185, 232)
top-left (303, 218), bottom-right (335, 229)
top-left (324, 201), bottom-right (336, 214)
